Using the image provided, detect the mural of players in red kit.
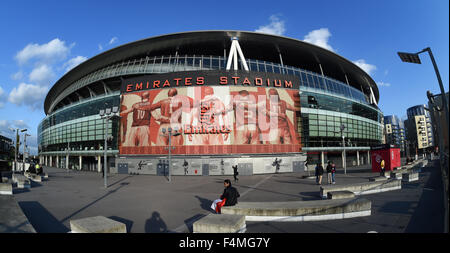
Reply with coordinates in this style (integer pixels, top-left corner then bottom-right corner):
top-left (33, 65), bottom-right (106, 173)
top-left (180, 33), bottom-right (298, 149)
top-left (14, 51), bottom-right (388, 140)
top-left (119, 70), bottom-right (301, 155)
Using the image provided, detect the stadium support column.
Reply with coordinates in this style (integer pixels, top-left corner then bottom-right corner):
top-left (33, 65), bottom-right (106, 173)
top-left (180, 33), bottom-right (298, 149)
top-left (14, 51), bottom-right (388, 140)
top-left (357, 151), bottom-right (360, 166)
top-left (79, 156), bottom-right (82, 171)
top-left (367, 151), bottom-right (370, 164)
top-left (98, 155), bottom-right (101, 173)
top-left (321, 151), bottom-right (325, 166)
top-left (56, 156), bottom-right (59, 168)
top-left (50, 156), bottom-right (52, 167)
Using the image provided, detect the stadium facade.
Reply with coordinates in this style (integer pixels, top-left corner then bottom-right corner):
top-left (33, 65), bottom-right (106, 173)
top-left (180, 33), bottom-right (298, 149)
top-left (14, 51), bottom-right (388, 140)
top-left (38, 31), bottom-right (383, 175)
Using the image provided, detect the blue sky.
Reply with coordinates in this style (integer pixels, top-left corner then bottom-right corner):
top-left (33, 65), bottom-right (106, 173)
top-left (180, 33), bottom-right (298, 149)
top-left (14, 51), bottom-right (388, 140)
top-left (0, 0), bottom-right (448, 155)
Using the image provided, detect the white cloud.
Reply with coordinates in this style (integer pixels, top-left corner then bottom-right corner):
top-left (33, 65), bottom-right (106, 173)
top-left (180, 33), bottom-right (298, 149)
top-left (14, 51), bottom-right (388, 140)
top-left (15, 38), bottom-right (71, 65)
top-left (11, 71), bottom-right (24, 80)
top-left (352, 59), bottom-right (377, 75)
top-left (64, 56), bottom-right (87, 72)
top-left (13, 120), bottom-right (29, 129)
top-left (109, 37), bottom-right (118, 45)
top-left (98, 44), bottom-right (103, 51)
top-left (8, 82), bottom-right (48, 110)
top-left (377, 81), bottom-right (391, 87)
top-left (255, 15), bottom-right (286, 36)
top-left (0, 119), bottom-right (29, 137)
top-left (29, 64), bottom-right (55, 85)
top-left (303, 28), bottom-right (334, 52)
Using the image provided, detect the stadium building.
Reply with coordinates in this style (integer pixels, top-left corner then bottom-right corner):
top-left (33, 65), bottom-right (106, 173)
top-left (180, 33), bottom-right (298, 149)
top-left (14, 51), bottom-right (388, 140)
top-left (38, 31), bottom-right (383, 176)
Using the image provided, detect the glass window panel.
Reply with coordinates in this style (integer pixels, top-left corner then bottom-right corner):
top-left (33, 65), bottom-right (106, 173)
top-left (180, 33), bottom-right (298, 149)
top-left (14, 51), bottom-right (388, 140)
top-left (307, 74), bottom-right (315, 89)
top-left (273, 65), bottom-right (280, 73)
top-left (301, 72), bottom-right (307, 86)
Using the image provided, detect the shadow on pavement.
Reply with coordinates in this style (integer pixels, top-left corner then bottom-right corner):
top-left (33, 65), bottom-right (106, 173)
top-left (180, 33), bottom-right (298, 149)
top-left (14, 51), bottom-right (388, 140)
top-left (145, 211), bottom-right (169, 233)
top-left (60, 182), bottom-right (130, 223)
top-left (379, 201), bottom-right (416, 215)
top-left (108, 175), bottom-right (133, 188)
top-left (18, 201), bottom-right (70, 233)
top-left (183, 214), bottom-right (207, 233)
top-left (195, 195), bottom-right (214, 212)
top-left (13, 188), bottom-right (30, 195)
top-left (299, 191), bottom-right (322, 201)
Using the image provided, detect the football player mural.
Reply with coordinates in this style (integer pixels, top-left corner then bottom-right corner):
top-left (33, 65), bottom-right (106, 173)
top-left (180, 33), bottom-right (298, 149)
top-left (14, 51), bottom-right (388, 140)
top-left (119, 70), bottom-right (301, 155)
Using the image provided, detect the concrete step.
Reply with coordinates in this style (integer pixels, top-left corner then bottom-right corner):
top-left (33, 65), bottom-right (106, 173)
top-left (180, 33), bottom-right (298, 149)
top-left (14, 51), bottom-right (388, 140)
top-left (320, 179), bottom-right (401, 198)
top-left (327, 191), bottom-right (355, 200)
top-left (221, 198), bottom-right (371, 222)
top-left (0, 183), bottom-right (13, 195)
top-left (193, 214), bottom-right (246, 233)
top-left (70, 216), bottom-right (127, 233)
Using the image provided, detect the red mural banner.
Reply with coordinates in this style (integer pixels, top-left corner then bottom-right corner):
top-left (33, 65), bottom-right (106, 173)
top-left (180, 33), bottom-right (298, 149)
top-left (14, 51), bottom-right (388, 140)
top-left (119, 71), bottom-right (301, 155)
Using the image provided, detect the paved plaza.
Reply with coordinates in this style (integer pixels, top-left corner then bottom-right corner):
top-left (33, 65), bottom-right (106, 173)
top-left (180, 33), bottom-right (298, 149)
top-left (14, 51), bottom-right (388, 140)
top-left (10, 159), bottom-right (445, 233)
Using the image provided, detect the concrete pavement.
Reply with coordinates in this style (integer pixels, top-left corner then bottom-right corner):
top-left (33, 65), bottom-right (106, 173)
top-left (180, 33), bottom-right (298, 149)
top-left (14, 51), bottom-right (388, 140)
top-left (9, 159), bottom-right (445, 233)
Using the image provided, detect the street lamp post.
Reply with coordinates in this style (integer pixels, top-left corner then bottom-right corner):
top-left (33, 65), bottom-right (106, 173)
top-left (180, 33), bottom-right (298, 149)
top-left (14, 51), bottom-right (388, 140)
top-left (334, 124), bottom-right (347, 174)
top-left (99, 106), bottom-right (120, 188)
top-left (20, 129), bottom-right (28, 172)
top-left (397, 47), bottom-right (449, 129)
top-left (341, 124), bottom-right (347, 175)
top-left (161, 126), bottom-right (180, 182)
top-left (9, 128), bottom-right (20, 173)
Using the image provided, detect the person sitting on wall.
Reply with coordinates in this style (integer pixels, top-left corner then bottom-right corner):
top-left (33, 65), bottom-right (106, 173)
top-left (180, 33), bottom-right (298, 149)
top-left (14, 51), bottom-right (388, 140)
top-left (28, 163), bottom-right (36, 174)
top-left (211, 179), bottom-right (240, 214)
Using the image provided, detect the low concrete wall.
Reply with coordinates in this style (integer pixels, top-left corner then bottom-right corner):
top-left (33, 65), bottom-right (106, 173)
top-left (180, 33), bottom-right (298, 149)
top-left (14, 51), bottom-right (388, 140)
top-left (402, 172), bottom-right (419, 182)
top-left (12, 174), bottom-right (31, 189)
top-left (70, 216), bottom-right (127, 233)
top-left (369, 176), bottom-right (388, 182)
top-left (0, 195), bottom-right (36, 233)
top-left (0, 183), bottom-right (13, 195)
top-left (327, 191), bottom-right (355, 200)
top-left (320, 180), bottom-right (401, 198)
top-left (221, 198), bottom-right (371, 222)
top-left (193, 214), bottom-right (246, 233)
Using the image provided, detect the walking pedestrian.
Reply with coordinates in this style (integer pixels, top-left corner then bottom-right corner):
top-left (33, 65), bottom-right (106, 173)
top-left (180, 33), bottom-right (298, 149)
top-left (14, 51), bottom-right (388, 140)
top-left (326, 161), bottom-right (332, 184)
top-left (232, 165), bottom-right (239, 182)
top-left (331, 162), bottom-right (336, 184)
top-left (315, 162), bottom-right (324, 185)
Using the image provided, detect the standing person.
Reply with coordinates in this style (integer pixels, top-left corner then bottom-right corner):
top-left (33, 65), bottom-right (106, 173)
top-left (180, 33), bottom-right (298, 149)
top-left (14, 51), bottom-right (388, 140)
top-left (315, 162), bottom-right (324, 185)
top-left (380, 159), bottom-right (386, 177)
top-left (35, 163), bottom-right (41, 175)
top-left (232, 165), bottom-right (239, 182)
top-left (331, 162), bottom-right (336, 184)
top-left (326, 161), bottom-right (332, 184)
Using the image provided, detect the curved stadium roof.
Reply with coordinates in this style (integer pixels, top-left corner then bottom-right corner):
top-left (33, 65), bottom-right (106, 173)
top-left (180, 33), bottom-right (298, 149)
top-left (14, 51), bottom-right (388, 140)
top-left (44, 30), bottom-right (379, 114)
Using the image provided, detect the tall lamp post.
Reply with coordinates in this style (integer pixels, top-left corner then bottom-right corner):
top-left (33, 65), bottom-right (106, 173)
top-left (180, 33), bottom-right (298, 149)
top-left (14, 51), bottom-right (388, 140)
top-left (397, 48), bottom-right (449, 128)
top-left (335, 124), bottom-right (347, 174)
top-left (9, 127), bottom-right (22, 173)
top-left (99, 106), bottom-right (120, 188)
top-left (20, 129), bottom-right (28, 172)
top-left (161, 126), bottom-right (181, 182)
